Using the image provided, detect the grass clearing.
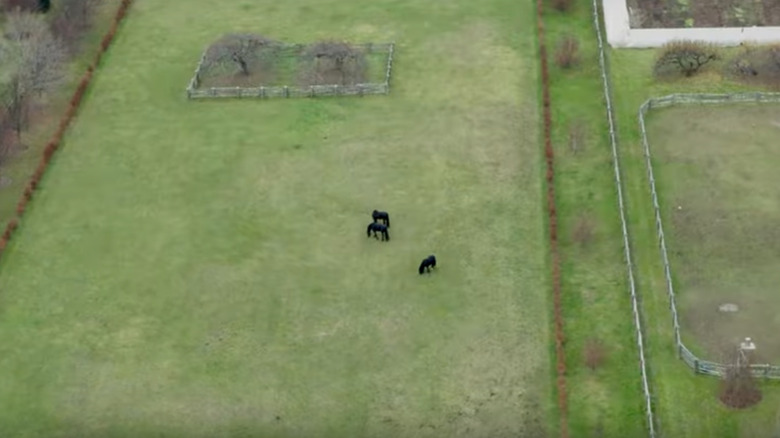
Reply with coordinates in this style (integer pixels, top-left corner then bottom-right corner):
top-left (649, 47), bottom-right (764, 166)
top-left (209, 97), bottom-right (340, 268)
top-left (0, 0), bottom-right (552, 437)
top-left (646, 103), bottom-right (780, 364)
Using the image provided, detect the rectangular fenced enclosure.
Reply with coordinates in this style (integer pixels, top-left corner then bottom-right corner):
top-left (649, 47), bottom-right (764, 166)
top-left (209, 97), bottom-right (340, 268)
top-left (186, 41), bottom-right (395, 99)
top-left (639, 92), bottom-right (780, 379)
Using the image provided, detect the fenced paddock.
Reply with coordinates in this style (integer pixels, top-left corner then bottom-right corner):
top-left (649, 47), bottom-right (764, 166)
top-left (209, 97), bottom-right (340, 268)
top-left (186, 42), bottom-right (395, 99)
top-left (639, 92), bottom-right (780, 380)
top-left (0, 0), bottom-right (554, 436)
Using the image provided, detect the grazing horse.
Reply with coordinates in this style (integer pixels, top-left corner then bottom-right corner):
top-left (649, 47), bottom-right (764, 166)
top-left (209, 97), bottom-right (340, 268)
top-left (372, 210), bottom-right (390, 227)
top-left (418, 255), bottom-right (436, 274)
top-left (367, 223), bottom-right (390, 241)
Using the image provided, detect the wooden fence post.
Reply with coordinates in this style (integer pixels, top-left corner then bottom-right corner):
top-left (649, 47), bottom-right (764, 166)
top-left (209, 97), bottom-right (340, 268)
top-left (284, 86), bottom-right (289, 98)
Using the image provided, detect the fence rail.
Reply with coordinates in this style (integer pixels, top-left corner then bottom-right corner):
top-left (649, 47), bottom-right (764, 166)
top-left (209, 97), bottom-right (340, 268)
top-left (592, 1), bottom-right (657, 437)
top-left (186, 42), bottom-right (394, 100)
top-left (639, 91), bottom-right (780, 380)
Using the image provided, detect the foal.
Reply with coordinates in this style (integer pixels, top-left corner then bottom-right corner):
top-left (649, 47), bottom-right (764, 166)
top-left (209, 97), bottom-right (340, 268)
top-left (366, 222), bottom-right (390, 241)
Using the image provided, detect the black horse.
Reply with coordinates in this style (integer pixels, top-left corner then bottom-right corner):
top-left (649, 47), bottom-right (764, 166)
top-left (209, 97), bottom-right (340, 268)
top-left (418, 255), bottom-right (436, 274)
top-left (372, 210), bottom-right (390, 227)
top-left (367, 223), bottom-right (390, 241)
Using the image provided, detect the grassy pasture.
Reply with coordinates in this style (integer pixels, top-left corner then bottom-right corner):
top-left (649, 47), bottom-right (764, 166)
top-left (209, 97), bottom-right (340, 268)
top-left (542, 1), bottom-right (780, 435)
top-left (610, 49), bottom-right (780, 438)
top-left (0, 0), bottom-right (552, 437)
top-left (646, 103), bottom-right (780, 364)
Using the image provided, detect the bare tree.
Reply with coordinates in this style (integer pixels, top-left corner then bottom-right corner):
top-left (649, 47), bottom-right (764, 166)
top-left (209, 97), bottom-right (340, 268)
top-left (582, 338), bottom-right (607, 370)
top-left (50, 0), bottom-right (99, 50)
top-left (202, 34), bottom-right (278, 77)
top-left (718, 348), bottom-right (762, 409)
top-left (654, 40), bottom-right (719, 77)
top-left (0, 10), bottom-right (64, 136)
top-left (302, 41), bottom-right (366, 85)
top-left (554, 35), bottom-right (580, 69)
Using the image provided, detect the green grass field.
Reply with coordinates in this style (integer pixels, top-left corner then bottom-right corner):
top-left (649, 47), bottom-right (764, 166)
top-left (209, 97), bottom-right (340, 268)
top-left (646, 103), bottom-right (780, 364)
top-left (0, 1), bottom-right (554, 437)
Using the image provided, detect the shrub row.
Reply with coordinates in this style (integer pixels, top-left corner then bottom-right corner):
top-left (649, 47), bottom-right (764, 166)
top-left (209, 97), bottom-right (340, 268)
top-left (0, 0), bottom-right (134, 256)
top-left (537, 0), bottom-right (568, 436)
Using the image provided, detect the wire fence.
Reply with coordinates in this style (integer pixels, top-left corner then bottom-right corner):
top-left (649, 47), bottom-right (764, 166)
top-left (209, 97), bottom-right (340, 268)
top-left (638, 91), bottom-right (780, 380)
top-left (186, 42), bottom-right (394, 99)
top-left (591, 1), bottom-right (657, 437)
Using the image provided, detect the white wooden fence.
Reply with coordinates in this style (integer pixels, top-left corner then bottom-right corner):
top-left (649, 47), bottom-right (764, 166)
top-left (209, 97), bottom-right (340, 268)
top-left (592, 1), bottom-right (657, 436)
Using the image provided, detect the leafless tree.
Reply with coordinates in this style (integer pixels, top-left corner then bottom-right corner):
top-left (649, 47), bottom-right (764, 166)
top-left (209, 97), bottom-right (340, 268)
top-left (654, 40), bottom-right (719, 77)
top-left (0, 10), bottom-right (64, 136)
top-left (50, 0), bottom-right (99, 50)
top-left (583, 338), bottom-right (607, 370)
top-left (302, 41), bottom-right (366, 86)
top-left (719, 348), bottom-right (762, 409)
top-left (204, 34), bottom-right (278, 77)
top-left (554, 35), bottom-right (580, 69)
top-left (551, 0), bottom-right (573, 13)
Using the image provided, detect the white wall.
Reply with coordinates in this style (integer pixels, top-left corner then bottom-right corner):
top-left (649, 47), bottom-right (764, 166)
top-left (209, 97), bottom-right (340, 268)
top-left (603, 0), bottom-right (780, 48)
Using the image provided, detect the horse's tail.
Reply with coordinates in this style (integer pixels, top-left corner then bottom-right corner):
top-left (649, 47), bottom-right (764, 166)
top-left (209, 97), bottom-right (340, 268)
top-left (384, 230), bottom-right (389, 241)
top-left (386, 216), bottom-right (390, 227)
top-left (367, 224), bottom-right (372, 237)
top-left (418, 262), bottom-right (425, 274)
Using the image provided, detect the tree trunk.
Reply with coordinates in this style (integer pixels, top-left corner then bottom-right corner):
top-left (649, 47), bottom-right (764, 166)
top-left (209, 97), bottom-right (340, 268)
top-left (232, 53), bottom-right (249, 75)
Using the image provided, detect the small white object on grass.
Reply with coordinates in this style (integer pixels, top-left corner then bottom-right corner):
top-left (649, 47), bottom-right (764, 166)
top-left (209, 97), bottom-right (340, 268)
top-left (740, 337), bottom-right (756, 351)
top-left (719, 303), bottom-right (739, 312)
top-left (677, 205), bottom-right (682, 210)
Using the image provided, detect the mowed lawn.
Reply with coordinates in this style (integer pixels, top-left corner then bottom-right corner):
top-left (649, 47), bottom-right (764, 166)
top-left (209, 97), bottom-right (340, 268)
top-left (0, 1), bottom-right (550, 437)
top-left (646, 104), bottom-right (780, 363)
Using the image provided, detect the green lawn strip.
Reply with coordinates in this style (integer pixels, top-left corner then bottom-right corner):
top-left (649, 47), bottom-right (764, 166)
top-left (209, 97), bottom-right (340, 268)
top-left (609, 48), bottom-right (780, 438)
top-left (543, 4), bottom-right (646, 437)
top-left (0, 0), bottom-right (122, 225)
top-left (0, 1), bottom-right (554, 436)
